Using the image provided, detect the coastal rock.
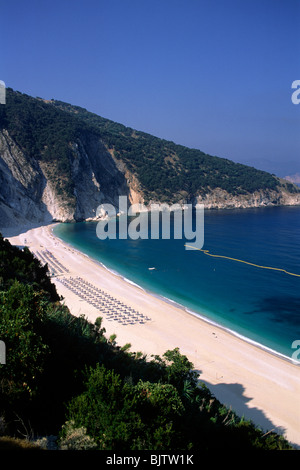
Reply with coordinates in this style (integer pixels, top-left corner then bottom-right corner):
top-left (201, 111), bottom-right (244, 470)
top-left (0, 129), bottom-right (135, 230)
top-left (194, 187), bottom-right (300, 209)
top-left (0, 130), bottom-right (53, 228)
top-left (1, 126), bottom-right (300, 234)
top-left (0, 88), bottom-right (300, 233)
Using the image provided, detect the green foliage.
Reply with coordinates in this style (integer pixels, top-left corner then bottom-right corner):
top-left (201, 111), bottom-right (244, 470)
top-left (2, 88), bottom-right (297, 211)
top-left (63, 356), bottom-right (293, 450)
top-left (135, 380), bottom-right (185, 420)
top-left (65, 364), bottom-right (144, 450)
top-left (0, 236), bottom-right (294, 450)
top-left (0, 281), bottom-right (49, 401)
top-left (51, 97), bottom-right (287, 200)
top-left (0, 89), bottom-right (78, 204)
top-left (161, 347), bottom-right (199, 390)
top-left (65, 365), bottom-right (184, 450)
top-left (59, 420), bottom-right (97, 450)
top-left (0, 234), bottom-right (59, 301)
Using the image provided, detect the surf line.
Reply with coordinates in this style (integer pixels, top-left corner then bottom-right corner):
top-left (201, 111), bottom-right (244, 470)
top-left (184, 245), bottom-right (300, 278)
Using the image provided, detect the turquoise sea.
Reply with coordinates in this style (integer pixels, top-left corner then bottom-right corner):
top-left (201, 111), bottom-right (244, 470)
top-left (53, 206), bottom-right (300, 361)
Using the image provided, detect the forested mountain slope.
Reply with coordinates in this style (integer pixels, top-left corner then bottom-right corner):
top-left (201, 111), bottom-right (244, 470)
top-left (0, 88), bottom-right (299, 229)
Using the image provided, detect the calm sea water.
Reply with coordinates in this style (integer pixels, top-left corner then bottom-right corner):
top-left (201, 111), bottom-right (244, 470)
top-left (53, 206), bottom-right (300, 360)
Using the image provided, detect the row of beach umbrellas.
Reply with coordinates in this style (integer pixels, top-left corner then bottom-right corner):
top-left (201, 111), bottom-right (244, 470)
top-left (57, 276), bottom-right (151, 326)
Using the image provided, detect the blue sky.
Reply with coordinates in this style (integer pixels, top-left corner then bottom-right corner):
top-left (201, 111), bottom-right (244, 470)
top-left (1, 0), bottom-right (299, 177)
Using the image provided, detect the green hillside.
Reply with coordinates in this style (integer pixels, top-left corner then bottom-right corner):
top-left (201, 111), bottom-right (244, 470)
top-left (50, 98), bottom-right (289, 202)
top-left (1, 88), bottom-right (297, 208)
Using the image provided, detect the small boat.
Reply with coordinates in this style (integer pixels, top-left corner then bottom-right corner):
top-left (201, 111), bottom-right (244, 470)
top-left (148, 267), bottom-right (156, 270)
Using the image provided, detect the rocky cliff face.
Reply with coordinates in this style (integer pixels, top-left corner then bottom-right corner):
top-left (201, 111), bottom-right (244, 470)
top-left (0, 128), bottom-right (138, 231)
top-left (0, 129), bottom-right (52, 230)
top-left (1, 124), bottom-right (299, 235)
top-left (195, 186), bottom-right (300, 209)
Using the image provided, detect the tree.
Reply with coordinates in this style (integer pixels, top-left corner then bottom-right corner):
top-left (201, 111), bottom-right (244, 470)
top-left (0, 234), bottom-right (59, 301)
top-left (64, 364), bottom-right (186, 450)
top-left (65, 364), bottom-right (145, 450)
top-left (0, 281), bottom-right (49, 402)
top-left (161, 347), bottom-right (199, 391)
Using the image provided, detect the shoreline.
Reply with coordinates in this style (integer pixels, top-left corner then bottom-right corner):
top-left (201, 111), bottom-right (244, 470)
top-left (52, 223), bottom-right (296, 365)
top-left (4, 223), bottom-right (300, 448)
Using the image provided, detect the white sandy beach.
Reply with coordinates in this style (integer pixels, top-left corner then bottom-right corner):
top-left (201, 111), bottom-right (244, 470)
top-left (5, 223), bottom-right (300, 448)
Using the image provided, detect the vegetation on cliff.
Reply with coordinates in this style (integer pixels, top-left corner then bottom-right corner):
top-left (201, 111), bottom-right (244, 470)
top-left (0, 235), bottom-right (293, 450)
top-left (1, 88), bottom-right (298, 211)
top-left (52, 99), bottom-right (282, 202)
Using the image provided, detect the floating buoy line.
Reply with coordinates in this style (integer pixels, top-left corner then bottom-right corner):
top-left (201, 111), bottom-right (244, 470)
top-left (184, 245), bottom-right (300, 278)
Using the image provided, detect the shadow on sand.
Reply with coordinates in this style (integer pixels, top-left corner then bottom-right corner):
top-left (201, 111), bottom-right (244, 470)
top-left (197, 377), bottom-right (299, 449)
top-left (0, 221), bottom-right (55, 238)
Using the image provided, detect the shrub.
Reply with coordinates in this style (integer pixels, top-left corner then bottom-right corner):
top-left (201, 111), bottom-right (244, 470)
top-left (0, 281), bottom-right (49, 401)
top-left (59, 421), bottom-right (97, 450)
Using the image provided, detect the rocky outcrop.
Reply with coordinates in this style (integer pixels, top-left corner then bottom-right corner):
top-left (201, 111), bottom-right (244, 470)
top-left (0, 129), bottom-right (53, 229)
top-left (0, 129), bottom-right (140, 230)
top-left (69, 132), bottom-right (132, 219)
top-left (0, 126), bottom-right (299, 234)
top-left (194, 186), bottom-right (300, 209)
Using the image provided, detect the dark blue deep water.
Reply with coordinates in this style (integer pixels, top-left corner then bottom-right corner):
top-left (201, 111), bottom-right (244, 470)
top-left (54, 206), bottom-right (300, 359)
